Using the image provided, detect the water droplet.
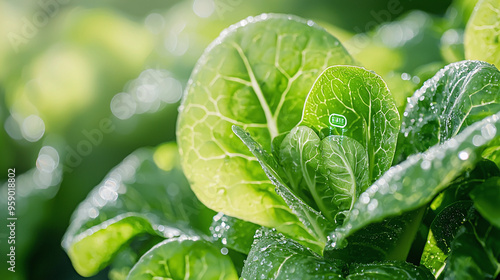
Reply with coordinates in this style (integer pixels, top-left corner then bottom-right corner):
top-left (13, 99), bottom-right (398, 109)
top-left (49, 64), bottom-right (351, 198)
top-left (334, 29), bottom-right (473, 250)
top-left (360, 193), bottom-right (370, 204)
top-left (367, 199), bottom-right (378, 211)
top-left (458, 151), bottom-right (469, 160)
top-left (217, 188), bottom-right (226, 195)
top-left (420, 160), bottom-right (431, 170)
top-left (481, 123), bottom-right (496, 140)
top-left (472, 135), bottom-right (486, 147)
top-left (220, 247), bottom-right (228, 255)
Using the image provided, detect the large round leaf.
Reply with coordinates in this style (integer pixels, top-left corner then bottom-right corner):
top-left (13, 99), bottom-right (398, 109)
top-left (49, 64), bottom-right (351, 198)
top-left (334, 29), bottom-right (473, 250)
top-left (177, 14), bottom-right (354, 235)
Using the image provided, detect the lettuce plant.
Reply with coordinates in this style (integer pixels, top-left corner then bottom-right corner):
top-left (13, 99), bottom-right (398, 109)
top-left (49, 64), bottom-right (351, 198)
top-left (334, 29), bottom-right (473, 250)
top-left (64, 5), bottom-right (500, 280)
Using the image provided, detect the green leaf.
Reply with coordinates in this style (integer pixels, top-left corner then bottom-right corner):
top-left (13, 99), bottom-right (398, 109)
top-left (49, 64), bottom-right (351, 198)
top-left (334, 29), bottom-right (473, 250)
top-left (66, 215), bottom-right (157, 277)
top-left (470, 177), bottom-right (500, 228)
top-left (177, 14), bottom-right (355, 235)
top-left (279, 126), bottom-right (321, 208)
top-left (233, 125), bottom-right (332, 253)
top-left (465, 0), bottom-right (500, 66)
top-left (429, 160), bottom-right (500, 215)
top-left (241, 228), bottom-right (344, 280)
top-left (347, 261), bottom-right (434, 280)
top-left (396, 60), bottom-right (500, 160)
top-left (330, 112), bottom-right (500, 248)
top-left (299, 65), bottom-right (400, 181)
top-left (325, 210), bottom-right (424, 263)
top-left (278, 126), bottom-right (369, 225)
top-left (127, 237), bottom-right (238, 280)
top-left (62, 143), bottom-right (213, 277)
top-left (482, 137), bottom-right (500, 168)
top-left (318, 135), bottom-right (370, 223)
top-left (421, 201), bottom-right (472, 276)
top-left (109, 248), bottom-right (138, 280)
top-left (441, 209), bottom-right (500, 279)
top-left (210, 212), bottom-right (261, 255)
top-left (241, 229), bottom-right (432, 280)
top-left (108, 236), bottom-right (163, 280)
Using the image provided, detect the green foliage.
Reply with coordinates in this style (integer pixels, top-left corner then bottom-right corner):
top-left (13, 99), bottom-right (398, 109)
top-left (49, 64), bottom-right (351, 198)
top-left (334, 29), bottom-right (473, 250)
top-left (241, 228), bottom-right (345, 280)
top-left (241, 228), bottom-right (434, 280)
top-left (299, 66), bottom-right (400, 181)
top-left (465, 0), bottom-right (500, 66)
top-left (233, 125), bottom-right (332, 253)
top-left (176, 14), bottom-right (355, 239)
top-left (331, 111), bottom-right (500, 247)
top-left (127, 237), bottom-right (238, 280)
top-left (396, 60), bottom-right (500, 161)
top-left (441, 207), bottom-right (500, 279)
top-left (347, 261), bottom-right (434, 280)
top-left (210, 213), bottom-right (261, 255)
top-left (470, 177), bottom-right (500, 228)
top-left (62, 144), bottom-right (233, 278)
top-left (64, 3), bottom-right (500, 279)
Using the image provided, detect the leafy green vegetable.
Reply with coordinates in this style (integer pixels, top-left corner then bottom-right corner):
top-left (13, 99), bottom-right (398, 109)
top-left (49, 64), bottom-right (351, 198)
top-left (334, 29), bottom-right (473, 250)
top-left (108, 236), bottom-right (164, 280)
top-left (325, 210), bottom-right (423, 263)
top-left (62, 9), bottom-right (500, 280)
top-left (347, 261), bottom-right (434, 280)
top-left (465, 0), bottom-right (500, 66)
top-left (177, 14), bottom-right (355, 236)
top-left (318, 135), bottom-right (370, 223)
top-left (127, 237), bottom-right (238, 280)
top-left (279, 126), bottom-right (321, 208)
top-left (396, 60), bottom-right (500, 160)
top-left (241, 228), bottom-right (433, 280)
top-left (421, 201), bottom-right (472, 276)
top-left (299, 65), bottom-right (400, 181)
top-left (470, 177), bottom-right (500, 228)
top-left (278, 126), bottom-right (369, 224)
top-left (428, 159), bottom-right (500, 216)
top-left (241, 228), bottom-right (344, 280)
top-left (66, 215), bottom-right (157, 276)
top-left (210, 212), bottom-right (261, 255)
top-left (441, 208), bottom-right (500, 279)
top-left (330, 111), bottom-right (500, 248)
top-left (62, 144), bottom-right (215, 277)
top-left (233, 125), bottom-right (331, 253)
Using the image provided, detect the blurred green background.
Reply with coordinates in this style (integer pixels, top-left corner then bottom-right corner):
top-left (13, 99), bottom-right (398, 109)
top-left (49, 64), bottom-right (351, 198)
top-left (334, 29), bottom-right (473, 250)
top-left (0, 0), bottom-right (475, 278)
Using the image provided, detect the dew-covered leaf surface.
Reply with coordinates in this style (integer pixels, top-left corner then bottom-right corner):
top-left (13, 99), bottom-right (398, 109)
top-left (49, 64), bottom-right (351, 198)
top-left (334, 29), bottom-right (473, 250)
top-left (241, 228), bottom-right (344, 280)
top-left (210, 212), bottom-right (261, 255)
top-left (127, 237), bottom-right (238, 280)
top-left (420, 201), bottom-right (472, 276)
top-left (441, 208), bottom-right (500, 280)
top-left (325, 210), bottom-right (422, 263)
top-left (346, 261), bottom-right (434, 280)
top-left (177, 13), bottom-right (355, 235)
top-left (396, 60), bottom-right (500, 160)
top-left (299, 65), bottom-right (400, 181)
top-left (329, 112), bottom-right (500, 248)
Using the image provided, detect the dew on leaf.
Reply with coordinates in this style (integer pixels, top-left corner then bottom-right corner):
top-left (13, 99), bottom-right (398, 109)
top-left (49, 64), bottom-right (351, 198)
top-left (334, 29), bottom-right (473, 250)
top-left (458, 151), bottom-right (469, 160)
